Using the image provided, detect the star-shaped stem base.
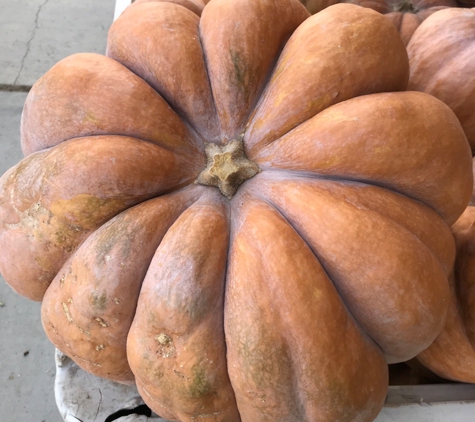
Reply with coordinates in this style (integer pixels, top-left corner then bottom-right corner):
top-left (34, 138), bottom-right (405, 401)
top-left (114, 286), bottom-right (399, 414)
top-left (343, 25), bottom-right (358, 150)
top-left (196, 137), bottom-right (260, 199)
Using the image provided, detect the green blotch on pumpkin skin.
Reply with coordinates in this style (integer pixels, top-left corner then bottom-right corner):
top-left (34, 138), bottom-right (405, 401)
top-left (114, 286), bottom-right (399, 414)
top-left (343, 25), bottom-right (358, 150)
top-left (188, 363), bottom-right (213, 399)
top-left (230, 50), bottom-right (246, 89)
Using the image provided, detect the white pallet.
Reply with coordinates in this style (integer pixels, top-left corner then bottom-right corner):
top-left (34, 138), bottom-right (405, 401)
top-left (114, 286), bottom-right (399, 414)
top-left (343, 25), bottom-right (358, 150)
top-left (55, 350), bottom-right (165, 422)
top-left (114, 0), bottom-right (133, 20)
top-left (55, 348), bottom-right (475, 422)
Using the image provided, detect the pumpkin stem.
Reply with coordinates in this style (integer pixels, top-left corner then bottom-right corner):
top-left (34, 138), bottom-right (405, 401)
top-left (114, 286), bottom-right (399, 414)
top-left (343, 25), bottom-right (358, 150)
top-left (393, 0), bottom-right (418, 13)
top-left (196, 137), bottom-right (260, 199)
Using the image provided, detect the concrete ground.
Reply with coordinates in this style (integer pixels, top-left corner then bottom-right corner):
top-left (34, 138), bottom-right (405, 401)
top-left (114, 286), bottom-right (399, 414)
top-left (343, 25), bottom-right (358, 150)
top-left (0, 1), bottom-right (116, 421)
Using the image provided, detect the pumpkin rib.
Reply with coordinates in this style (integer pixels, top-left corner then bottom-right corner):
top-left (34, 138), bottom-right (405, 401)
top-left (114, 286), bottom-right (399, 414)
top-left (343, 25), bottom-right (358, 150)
top-left (244, 175), bottom-right (451, 362)
top-left (252, 167), bottom-right (455, 236)
top-left (255, 170), bottom-right (455, 276)
top-left (21, 53), bottom-right (203, 157)
top-left (107, 2), bottom-right (219, 144)
top-left (238, 188), bottom-right (385, 356)
top-left (127, 192), bottom-right (241, 421)
top-left (199, 0), bottom-right (310, 141)
top-left (241, 185), bottom-right (390, 358)
top-left (244, 4), bottom-right (409, 154)
top-left (225, 202), bottom-right (309, 417)
top-left (225, 193), bottom-right (387, 421)
top-left (198, 29), bottom-right (284, 144)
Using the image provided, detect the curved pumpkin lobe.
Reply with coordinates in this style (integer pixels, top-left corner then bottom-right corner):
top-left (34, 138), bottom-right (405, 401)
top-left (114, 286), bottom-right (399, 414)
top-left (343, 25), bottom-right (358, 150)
top-left (196, 138), bottom-right (260, 199)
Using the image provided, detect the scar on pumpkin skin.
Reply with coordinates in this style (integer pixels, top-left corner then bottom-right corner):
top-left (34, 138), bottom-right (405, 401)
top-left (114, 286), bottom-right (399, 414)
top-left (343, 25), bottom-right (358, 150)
top-left (5, 202), bottom-right (51, 231)
top-left (155, 333), bottom-right (176, 358)
top-left (61, 301), bottom-right (91, 336)
top-left (73, 354), bottom-right (102, 367)
top-left (141, 386), bottom-right (174, 412)
top-left (94, 317), bottom-right (110, 327)
top-left (62, 302), bottom-right (73, 323)
top-left (190, 412), bottom-right (222, 420)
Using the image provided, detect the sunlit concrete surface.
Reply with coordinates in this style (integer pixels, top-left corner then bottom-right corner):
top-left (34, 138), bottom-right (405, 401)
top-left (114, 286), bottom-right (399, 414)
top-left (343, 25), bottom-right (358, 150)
top-left (0, 0), bottom-right (115, 86)
top-left (0, 0), bottom-right (116, 419)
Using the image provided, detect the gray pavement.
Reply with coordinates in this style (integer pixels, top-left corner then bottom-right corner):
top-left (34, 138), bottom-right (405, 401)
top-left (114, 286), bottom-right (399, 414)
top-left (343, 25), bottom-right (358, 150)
top-left (0, 92), bottom-right (61, 422)
top-left (1, 0), bottom-right (115, 86)
top-left (1, 1), bottom-right (116, 420)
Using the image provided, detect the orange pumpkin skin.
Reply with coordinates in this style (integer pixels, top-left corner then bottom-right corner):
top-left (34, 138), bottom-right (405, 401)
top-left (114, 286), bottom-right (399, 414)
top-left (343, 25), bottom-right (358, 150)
top-left (408, 8), bottom-right (475, 153)
top-left (343, 0), bottom-right (457, 45)
top-left (299, 0), bottom-right (341, 13)
top-left (415, 159), bottom-right (475, 383)
top-left (0, 2), bottom-right (473, 421)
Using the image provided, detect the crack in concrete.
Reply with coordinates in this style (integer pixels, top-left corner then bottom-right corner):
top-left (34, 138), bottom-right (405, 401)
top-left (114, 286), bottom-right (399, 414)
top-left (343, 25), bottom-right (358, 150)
top-left (0, 84), bottom-right (31, 92)
top-left (13, 0), bottom-right (50, 85)
top-left (94, 389), bottom-right (103, 421)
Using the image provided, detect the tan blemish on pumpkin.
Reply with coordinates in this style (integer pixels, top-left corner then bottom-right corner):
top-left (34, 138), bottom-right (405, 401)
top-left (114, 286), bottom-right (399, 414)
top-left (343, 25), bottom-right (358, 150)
top-left (5, 197), bottom-right (97, 262)
top-left (114, 297), bottom-right (122, 305)
top-left (61, 302), bottom-right (90, 336)
top-left (50, 194), bottom-right (126, 231)
top-left (155, 333), bottom-right (176, 358)
top-left (141, 386), bottom-right (173, 412)
top-left (73, 355), bottom-right (102, 367)
top-left (248, 390), bottom-right (267, 403)
top-left (62, 303), bottom-right (74, 323)
top-left (190, 412), bottom-right (222, 420)
top-left (78, 327), bottom-right (91, 336)
top-left (59, 275), bottom-right (66, 287)
top-left (82, 110), bottom-right (100, 126)
top-left (273, 91), bottom-right (287, 109)
top-left (95, 344), bottom-right (105, 351)
top-left (94, 317), bottom-right (110, 328)
top-left (6, 202), bottom-right (52, 231)
top-left (313, 288), bottom-right (323, 300)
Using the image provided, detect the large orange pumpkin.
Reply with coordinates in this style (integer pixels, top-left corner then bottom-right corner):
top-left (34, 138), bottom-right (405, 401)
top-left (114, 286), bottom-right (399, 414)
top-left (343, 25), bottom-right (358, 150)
top-left (0, 1), bottom-right (472, 421)
top-left (407, 7), bottom-right (475, 153)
